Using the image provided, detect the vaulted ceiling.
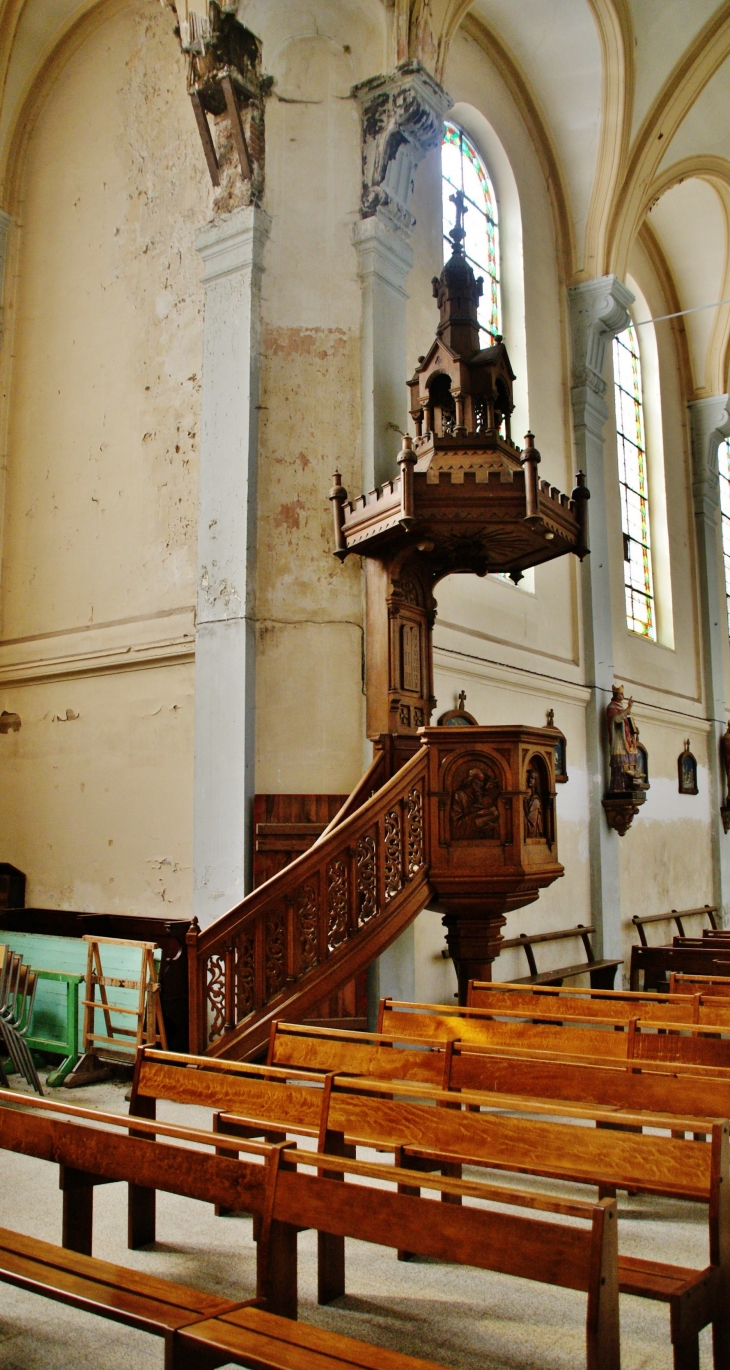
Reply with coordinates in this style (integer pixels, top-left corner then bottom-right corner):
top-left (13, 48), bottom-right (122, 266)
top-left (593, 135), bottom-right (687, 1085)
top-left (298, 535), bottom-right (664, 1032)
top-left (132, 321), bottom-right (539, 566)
top-left (0, 0), bottom-right (727, 392)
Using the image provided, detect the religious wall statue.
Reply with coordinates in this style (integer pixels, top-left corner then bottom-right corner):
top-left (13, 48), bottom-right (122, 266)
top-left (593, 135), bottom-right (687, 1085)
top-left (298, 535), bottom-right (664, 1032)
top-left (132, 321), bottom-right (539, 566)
top-left (450, 765), bottom-right (501, 840)
top-left (720, 723), bottom-right (730, 833)
top-left (524, 768), bottom-right (544, 838)
top-left (602, 683), bottom-right (647, 835)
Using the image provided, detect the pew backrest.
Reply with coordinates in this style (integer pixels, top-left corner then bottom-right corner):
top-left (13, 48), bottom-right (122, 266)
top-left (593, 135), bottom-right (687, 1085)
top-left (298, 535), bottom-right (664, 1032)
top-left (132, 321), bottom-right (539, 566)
top-left (466, 980), bottom-right (730, 1025)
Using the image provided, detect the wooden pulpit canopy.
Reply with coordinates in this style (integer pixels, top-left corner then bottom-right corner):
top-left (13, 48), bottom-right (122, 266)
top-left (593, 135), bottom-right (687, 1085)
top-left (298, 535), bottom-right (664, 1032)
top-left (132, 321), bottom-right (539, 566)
top-left (330, 191), bottom-right (589, 745)
top-left (331, 190), bottom-right (589, 587)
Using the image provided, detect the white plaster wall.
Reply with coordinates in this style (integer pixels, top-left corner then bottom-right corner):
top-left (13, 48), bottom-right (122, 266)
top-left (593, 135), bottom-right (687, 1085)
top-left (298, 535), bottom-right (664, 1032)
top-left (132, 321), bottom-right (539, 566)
top-left (252, 4), bottom-right (385, 794)
top-left (0, 0), bottom-right (208, 911)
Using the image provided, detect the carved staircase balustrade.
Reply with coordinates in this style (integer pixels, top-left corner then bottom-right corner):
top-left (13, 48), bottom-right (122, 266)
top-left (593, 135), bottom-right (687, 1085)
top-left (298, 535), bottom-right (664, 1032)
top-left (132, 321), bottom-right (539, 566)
top-left (187, 749), bottom-right (430, 1061)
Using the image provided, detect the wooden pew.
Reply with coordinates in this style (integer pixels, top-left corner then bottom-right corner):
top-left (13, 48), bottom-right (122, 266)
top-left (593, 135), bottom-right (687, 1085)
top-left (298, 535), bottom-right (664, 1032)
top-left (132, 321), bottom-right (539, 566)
top-left (630, 942), bottom-right (730, 991)
top-left (671, 973), bottom-right (730, 997)
top-left (378, 998), bottom-right (730, 1071)
top-left (467, 979), bottom-right (730, 1024)
top-left (127, 1045), bottom-right (729, 1369)
top-left (0, 1227), bottom-right (452, 1370)
top-left (496, 923), bottom-right (622, 987)
top-left (632, 906), bottom-right (718, 945)
top-left (0, 1090), bottom-right (621, 1369)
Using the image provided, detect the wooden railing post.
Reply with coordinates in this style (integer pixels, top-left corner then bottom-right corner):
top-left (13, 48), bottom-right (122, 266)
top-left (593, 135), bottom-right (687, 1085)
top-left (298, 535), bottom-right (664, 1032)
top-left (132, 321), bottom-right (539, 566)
top-left (186, 918), bottom-right (204, 1054)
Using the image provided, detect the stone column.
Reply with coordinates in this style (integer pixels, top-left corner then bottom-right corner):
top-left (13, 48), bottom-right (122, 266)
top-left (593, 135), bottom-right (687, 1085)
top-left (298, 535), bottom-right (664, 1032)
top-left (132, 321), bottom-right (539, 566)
top-left (351, 63), bottom-right (450, 1009)
top-left (569, 276), bottom-right (634, 962)
top-left (193, 205), bottom-right (270, 927)
top-left (352, 62), bottom-right (452, 490)
top-left (689, 396), bottom-right (730, 923)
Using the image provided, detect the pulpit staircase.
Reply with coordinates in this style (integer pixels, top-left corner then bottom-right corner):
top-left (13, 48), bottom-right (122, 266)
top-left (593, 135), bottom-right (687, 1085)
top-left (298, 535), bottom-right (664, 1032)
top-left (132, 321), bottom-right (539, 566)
top-left (187, 747), bottom-right (432, 1061)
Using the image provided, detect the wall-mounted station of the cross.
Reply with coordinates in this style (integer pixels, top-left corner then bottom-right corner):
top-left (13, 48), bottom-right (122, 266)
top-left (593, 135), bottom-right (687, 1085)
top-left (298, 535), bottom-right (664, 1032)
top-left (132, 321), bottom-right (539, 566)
top-left (329, 192), bottom-right (591, 995)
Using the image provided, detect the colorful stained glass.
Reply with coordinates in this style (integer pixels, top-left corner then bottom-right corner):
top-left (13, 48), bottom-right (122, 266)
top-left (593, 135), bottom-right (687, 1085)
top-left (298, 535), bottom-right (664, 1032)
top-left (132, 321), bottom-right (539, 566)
top-left (441, 121), bottom-right (501, 340)
top-left (613, 323), bottom-right (656, 639)
top-left (719, 439), bottom-right (730, 635)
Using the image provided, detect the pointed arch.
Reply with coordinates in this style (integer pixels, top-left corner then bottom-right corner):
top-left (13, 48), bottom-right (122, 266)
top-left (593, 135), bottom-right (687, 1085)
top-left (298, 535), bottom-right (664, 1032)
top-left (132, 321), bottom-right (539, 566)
top-left (607, 3), bottom-right (730, 279)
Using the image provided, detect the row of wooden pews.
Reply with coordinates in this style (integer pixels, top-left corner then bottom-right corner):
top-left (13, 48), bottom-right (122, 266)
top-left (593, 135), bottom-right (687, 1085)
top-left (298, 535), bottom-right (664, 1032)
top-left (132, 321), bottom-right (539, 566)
top-left (4, 972), bottom-right (730, 1367)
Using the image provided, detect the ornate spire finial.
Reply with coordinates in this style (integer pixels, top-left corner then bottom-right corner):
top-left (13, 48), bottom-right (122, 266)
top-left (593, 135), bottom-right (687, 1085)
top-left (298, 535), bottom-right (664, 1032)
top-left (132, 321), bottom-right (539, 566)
top-left (448, 190), bottom-right (467, 254)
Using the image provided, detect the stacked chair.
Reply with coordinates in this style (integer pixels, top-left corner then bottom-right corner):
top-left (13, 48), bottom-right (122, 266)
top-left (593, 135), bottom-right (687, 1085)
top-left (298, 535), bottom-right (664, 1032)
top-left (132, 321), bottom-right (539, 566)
top-left (0, 944), bottom-right (42, 1094)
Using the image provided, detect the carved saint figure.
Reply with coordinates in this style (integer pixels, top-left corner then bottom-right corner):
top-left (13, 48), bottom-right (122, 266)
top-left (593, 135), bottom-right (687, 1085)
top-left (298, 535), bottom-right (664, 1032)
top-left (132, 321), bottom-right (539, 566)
top-left (606, 684), bottom-right (640, 793)
top-left (451, 766), bottom-right (500, 840)
top-left (524, 769), bottom-right (544, 838)
top-left (721, 722), bottom-right (730, 806)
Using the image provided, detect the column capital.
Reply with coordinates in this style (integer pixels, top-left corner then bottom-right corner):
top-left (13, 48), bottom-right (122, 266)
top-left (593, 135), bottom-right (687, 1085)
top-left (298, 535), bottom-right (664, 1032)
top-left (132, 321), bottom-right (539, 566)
top-left (689, 394), bottom-right (730, 514)
top-left (353, 60), bottom-right (452, 235)
top-left (351, 214), bottom-right (414, 295)
top-left (569, 275), bottom-right (634, 397)
top-left (196, 205), bottom-right (271, 283)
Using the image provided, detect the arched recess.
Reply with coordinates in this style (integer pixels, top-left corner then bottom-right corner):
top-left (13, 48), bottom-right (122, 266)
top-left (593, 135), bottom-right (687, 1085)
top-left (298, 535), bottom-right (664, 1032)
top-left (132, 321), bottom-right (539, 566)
top-left (607, 5), bottom-right (730, 280)
top-left (638, 157), bottom-right (730, 398)
top-left (0, 0), bottom-right (208, 636)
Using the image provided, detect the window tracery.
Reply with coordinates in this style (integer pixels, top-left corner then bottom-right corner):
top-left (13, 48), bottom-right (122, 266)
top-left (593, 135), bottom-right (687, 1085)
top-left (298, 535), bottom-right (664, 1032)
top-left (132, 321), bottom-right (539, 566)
top-left (613, 322), bottom-right (656, 640)
top-left (442, 121), bottom-right (500, 341)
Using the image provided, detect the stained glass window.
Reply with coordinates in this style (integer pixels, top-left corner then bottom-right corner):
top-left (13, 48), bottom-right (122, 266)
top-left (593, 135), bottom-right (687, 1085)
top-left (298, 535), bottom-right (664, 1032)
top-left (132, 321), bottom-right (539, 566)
top-left (441, 121), bottom-right (501, 340)
top-left (718, 439), bottom-right (730, 634)
top-left (613, 322), bottom-right (656, 639)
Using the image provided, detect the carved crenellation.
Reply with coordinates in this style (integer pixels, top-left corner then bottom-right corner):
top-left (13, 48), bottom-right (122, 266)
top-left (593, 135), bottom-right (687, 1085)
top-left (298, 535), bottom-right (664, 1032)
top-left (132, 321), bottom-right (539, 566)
top-left (353, 61), bottom-right (452, 235)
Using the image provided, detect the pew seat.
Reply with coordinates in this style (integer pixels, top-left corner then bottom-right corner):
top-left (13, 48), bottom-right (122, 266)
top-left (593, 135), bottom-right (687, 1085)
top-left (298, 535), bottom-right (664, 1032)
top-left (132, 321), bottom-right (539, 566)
top-left (0, 1226), bottom-right (452, 1370)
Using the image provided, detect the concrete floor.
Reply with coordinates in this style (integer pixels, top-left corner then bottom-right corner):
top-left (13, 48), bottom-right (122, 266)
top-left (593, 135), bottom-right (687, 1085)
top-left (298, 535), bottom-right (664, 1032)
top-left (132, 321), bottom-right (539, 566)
top-left (0, 1070), bottom-right (715, 1369)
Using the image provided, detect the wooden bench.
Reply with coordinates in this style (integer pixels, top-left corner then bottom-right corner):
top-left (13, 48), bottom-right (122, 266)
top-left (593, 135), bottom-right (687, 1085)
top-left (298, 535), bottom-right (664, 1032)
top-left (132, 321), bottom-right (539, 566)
top-left (0, 1090), bottom-right (621, 1370)
top-left (466, 979), bottom-right (730, 1025)
top-left (127, 1044), bottom-right (729, 1370)
top-left (671, 973), bottom-right (730, 996)
top-left (630, 943), bottom-right (730, 991)
top-left (632, 905), bottom-right (719, 945)
top-left (497, 923), bottom-right (622, 988)
top-left (378, 998), bottom-right (730, 1072)
top-left (0, 1227), bottom-right (452, 1370)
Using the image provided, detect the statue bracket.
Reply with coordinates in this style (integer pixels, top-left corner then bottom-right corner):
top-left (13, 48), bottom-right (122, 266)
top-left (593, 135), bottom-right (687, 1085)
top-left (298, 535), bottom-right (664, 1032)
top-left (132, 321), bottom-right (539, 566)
top-left (602, 789), bottom-right (646, 836)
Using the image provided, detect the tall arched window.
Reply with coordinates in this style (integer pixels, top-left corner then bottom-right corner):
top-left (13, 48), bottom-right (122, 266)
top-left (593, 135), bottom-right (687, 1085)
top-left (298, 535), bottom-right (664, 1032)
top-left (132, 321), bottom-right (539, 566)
top-left (719, 438), bottom-right (730, 634)
top-left (613, 321), bottom-right (656, 640)
top-left (442, 121), bottom-right (501, 341)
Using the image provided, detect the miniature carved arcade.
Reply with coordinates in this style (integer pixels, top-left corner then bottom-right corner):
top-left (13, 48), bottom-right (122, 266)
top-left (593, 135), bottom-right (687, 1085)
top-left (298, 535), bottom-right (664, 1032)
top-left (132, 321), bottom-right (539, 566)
top-left (331, 193), bottom-right (590, 994)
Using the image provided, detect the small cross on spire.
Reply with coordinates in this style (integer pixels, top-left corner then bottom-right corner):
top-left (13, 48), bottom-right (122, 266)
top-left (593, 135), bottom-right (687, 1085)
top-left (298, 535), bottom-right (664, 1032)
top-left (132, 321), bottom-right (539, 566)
top-left (458, 690), bottom-right (467, 711)
top-left (449, 189), bottom-right (467, 253)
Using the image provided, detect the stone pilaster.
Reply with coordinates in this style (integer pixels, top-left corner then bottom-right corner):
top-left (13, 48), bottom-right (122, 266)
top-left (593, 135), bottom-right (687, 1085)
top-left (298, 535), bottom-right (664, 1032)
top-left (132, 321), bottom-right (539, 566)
top-left (193, 205), bottom-right (270, 927)
top-left (569, 275), bottom-right (634, 962)
top-left (352, 62), bottom-right (451, 489)
top-left (689, 396), bottom-right (730, 923)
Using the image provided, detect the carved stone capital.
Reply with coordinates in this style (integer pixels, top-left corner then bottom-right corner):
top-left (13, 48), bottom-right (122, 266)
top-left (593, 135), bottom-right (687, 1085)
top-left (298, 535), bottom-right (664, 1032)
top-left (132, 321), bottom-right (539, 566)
top-left (689, 395), bottom-right (730, 515)
top-left (569, 275), bottom-right (634, 399)
top-left (353, 61), bottom-right (452, 236)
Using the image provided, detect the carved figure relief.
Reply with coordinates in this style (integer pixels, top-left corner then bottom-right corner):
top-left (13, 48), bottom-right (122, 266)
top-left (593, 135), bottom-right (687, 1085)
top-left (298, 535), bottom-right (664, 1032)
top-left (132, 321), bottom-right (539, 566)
top-left (524, 768), bottom-right (544, 838)
top-left (450, 762), bottom-right (501, 841)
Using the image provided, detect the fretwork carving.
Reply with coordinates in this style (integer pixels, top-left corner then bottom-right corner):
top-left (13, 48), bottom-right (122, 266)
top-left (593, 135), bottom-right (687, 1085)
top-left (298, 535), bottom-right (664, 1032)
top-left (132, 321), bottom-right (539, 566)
top-left (205, 953), bottom-right (226, 1041)
top-left (235, 929), bottom-right (255, 1018)
top-left (405, 786), bottom-right (424, 873)
top-left (326, 859), bottom-right (349, 949)
top-left (401, 623), bottom-right (421, 692)
top-left (356, 834), bottom-right (378, 924)
top-left (264, 909), bottom-right (286, 997)
top-left (296, 884), bottom-right (319, 974)
top-left (383, 810), bottom-right (403, 901)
